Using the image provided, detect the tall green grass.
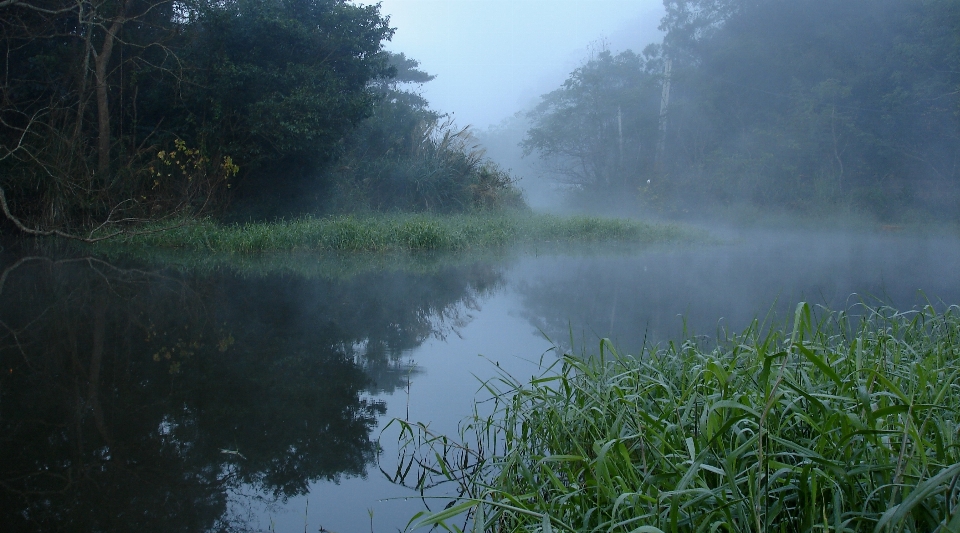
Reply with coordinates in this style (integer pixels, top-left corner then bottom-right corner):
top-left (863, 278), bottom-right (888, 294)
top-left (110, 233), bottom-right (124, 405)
top-left (88, 243), bottom-right (516, 280)
top-left (391, 304), bottom-right (960, 532)
top-left (106, 212), bottom-right (697, 253)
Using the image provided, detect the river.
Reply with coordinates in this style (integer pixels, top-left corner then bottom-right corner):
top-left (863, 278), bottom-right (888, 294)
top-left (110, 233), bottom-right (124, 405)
top-left (1, 227), bottom-right (958, 532)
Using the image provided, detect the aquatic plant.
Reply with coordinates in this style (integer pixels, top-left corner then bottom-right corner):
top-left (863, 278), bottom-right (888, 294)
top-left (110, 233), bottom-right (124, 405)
top-left (105, 212), bottom-right (696, 253)
top-left (390, 303), bottom-right (960, 532)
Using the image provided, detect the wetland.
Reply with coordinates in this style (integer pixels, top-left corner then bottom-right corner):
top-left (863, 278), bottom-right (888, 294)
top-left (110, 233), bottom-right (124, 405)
top-left (2, 226), bottom-right (959, 531)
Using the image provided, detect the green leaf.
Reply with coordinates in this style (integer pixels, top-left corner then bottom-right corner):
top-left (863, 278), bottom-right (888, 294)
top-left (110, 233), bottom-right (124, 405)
top-left (407, 500), bottom-right (478, 530)
top-left (796, 344), bottom-right (842, 388)
top-left (874, 462), bottom-right (960, 533)
top-left (542, 512), bottom-right (554, 533)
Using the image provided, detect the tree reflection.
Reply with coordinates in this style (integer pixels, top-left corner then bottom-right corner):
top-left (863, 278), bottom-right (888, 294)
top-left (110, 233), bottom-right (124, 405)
top-left (516, 238), bottom-right (960, 357)
top-left (0, 251), bottom-right (502, 531)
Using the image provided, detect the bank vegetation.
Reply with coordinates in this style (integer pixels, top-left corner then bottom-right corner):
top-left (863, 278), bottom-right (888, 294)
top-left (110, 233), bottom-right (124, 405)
top-left (394, 303), bottom-right (960, 532)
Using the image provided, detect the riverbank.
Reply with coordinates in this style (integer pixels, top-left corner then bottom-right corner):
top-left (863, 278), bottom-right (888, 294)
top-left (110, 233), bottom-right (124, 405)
top-left (104, 212), bottom-right (698, 253)
top-left (399, 303), bottom-right (960, 532)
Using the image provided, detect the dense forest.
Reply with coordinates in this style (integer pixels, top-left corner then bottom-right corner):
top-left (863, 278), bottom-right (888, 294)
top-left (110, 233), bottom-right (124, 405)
top-left (0, 0), bottom-right (522, 236)
top-left (522, 0), bottom-right (960, 220)
top-left (3, 0), bottom-right (959, 235)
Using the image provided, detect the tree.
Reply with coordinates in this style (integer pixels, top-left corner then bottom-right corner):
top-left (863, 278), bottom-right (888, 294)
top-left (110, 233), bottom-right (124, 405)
top-left (522, 49), bottom-right (662, 193)
top-left (657, 0), bottom-right (960, 215)
top-left (322, 52), bottom-right (525, 213)
top-left (157, 0), bottom-right (395, 212)
top-left (0, 0), bottom-right (249, 237)
top-left (659, 0), bottom-right (740, 59)
top-left (528, 0), bottom-right (960, 218)
top-left (0, 0), bottom-right (397, 232)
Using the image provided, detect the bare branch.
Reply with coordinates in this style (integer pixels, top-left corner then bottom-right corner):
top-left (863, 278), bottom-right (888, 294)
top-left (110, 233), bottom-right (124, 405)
top-left (0, 0), bottom-right (78, 16)
top-left (0, 185), bottom-right (121, 241)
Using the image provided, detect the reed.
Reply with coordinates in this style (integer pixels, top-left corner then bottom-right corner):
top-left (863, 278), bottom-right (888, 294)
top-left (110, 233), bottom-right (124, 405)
top-left (105, 212), bottom-right (696, 253)
top-left (391, 303), bottom-right (960, 532)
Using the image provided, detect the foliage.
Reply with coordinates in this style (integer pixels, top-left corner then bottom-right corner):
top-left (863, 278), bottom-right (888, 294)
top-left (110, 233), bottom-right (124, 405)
top-left (0, 0), bottom-right (187, 229)
top-left (146, 139), bottom-right (240, 216)
top-left (658, 0), bottom-right (960, 218)
top-left (523, 0), bottom-right (960, 220)
top-left (0, 0), bottom-right (394, 231)
top-left (394, 303), bottom-right (960, 532)
top-left (330, 121), bottom-right (526, 213)
top-left (523, 49), bottom-right (662, 193)
top-left (323, 53), bottom-right (526, 214)
top-left (162, 0), bottom-right (394, 188)
top-left (106, 213), bottom-right (696, 253)
top-left (2, 0), bottom-right (522, 231)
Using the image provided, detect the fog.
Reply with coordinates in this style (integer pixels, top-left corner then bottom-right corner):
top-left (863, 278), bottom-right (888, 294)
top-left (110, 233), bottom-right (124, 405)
top-left (7, 226), bottom-right (959, 530)
top-left (378, 0), bottom-right (664, 130)
top-left (373, 0), bottom-right (665, 210)
top-left (3, 0), bottom-right (960, 530)
top-left (377, 0), bottom-right (960, 220)
top-left (8, 0), bottom-right (955, 222)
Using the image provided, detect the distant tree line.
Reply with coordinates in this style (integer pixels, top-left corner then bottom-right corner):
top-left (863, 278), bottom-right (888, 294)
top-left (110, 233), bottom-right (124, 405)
top-left (0, 0), bottom-right (522, 235)
top-left (523, 0), bottom-right (960, 219)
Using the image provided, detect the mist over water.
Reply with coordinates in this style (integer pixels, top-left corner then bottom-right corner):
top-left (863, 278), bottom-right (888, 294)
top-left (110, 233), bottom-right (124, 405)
top-left (515, 229), bottom-right (960, 355)
top-left (3, 225), bottom-right (958, 530)
top-left (3, 0), bottom-right (960, 529)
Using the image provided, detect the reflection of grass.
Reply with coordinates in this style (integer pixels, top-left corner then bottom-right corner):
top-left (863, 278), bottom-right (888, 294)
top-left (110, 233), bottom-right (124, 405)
top-left (91, 237), bottom-right (704, 281)
top-left (104, 212), bottom-right (700, 253)
top-left (397, 303), bottom-right (960, 532)
top-left (89, 245), bottom-right (513, 280)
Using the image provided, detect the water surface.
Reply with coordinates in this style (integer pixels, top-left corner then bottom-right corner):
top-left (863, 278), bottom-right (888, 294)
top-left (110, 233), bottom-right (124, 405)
top-left (2, 228), bottom-right (958, 531)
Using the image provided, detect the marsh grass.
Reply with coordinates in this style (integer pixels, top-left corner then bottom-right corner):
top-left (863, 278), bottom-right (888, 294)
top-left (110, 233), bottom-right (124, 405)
top-left (88, 245), bottom-right (515, 280)
top-left (390, 303), bottom-right (960, 532)
top-left (105, 212), bottom-right (696, 253)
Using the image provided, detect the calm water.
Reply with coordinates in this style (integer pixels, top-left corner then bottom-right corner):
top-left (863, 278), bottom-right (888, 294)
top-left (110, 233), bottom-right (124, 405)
top-left (2, 228), bottom-right (959, 531)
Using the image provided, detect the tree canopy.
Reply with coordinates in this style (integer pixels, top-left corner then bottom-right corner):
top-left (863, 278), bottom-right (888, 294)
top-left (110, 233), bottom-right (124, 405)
top-left (1, 0), bottom-right (522, 233)
top-left (523, 0), bottom-right (960, 219)
top-left (164, 0), bottom-right (395, 177)
top-left (522, 49), bottom-right (661, 192)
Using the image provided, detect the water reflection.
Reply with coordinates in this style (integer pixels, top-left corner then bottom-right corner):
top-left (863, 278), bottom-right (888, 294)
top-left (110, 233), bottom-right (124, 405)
top-left (0, 252), bottom-right (503, 531)
top-left (516, 230), bottom-right (960, 355)
top-left (5, 230), bottom-right (959, 530)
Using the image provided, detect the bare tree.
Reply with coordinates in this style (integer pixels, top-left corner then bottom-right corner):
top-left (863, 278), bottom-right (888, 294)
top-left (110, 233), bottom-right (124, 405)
top-left (0, 0), bottom-right (230, 239)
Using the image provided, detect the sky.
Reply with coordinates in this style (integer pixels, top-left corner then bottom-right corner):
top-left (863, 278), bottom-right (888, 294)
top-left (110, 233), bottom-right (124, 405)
top-left (374, 0), bottom-right (665, 130)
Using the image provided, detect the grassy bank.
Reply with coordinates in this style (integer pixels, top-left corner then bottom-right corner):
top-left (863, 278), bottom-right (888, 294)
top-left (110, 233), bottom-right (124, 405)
top-left (107, 212), bottom-right (696, 253)
top-left (395, 304), bottom-right (960, 532)
top-left (87, 244), bottom-right (515, 281)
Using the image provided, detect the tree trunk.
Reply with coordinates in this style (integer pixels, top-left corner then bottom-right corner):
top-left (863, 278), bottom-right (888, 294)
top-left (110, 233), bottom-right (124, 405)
top-left (94, 0), bottom-right (131, 176)
top-left (87, 297), bottom-right (112, 445)
top-left (656, 58), bottom-right (672, 173)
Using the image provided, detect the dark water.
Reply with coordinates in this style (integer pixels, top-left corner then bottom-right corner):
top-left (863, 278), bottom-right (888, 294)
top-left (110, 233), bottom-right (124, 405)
top-left (2, 228), bottom-right (959, 531)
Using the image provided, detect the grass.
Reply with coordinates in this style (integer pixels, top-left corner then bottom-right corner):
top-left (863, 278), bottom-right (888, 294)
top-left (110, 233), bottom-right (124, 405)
top-left (391, 303), bottom-right (960, 532)
top-left (88, 244), bottom-right (515, 280)
top-left (104, 212), bottom-right (698, 253)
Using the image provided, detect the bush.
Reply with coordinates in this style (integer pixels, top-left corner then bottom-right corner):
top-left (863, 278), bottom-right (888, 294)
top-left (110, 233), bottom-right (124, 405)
top-left (326, 117), bottom-right (527, 213)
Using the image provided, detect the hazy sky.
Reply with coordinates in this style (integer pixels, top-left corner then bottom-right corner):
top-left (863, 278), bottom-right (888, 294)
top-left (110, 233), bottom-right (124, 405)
top-left (375, 0), bottom-right (665, 130)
